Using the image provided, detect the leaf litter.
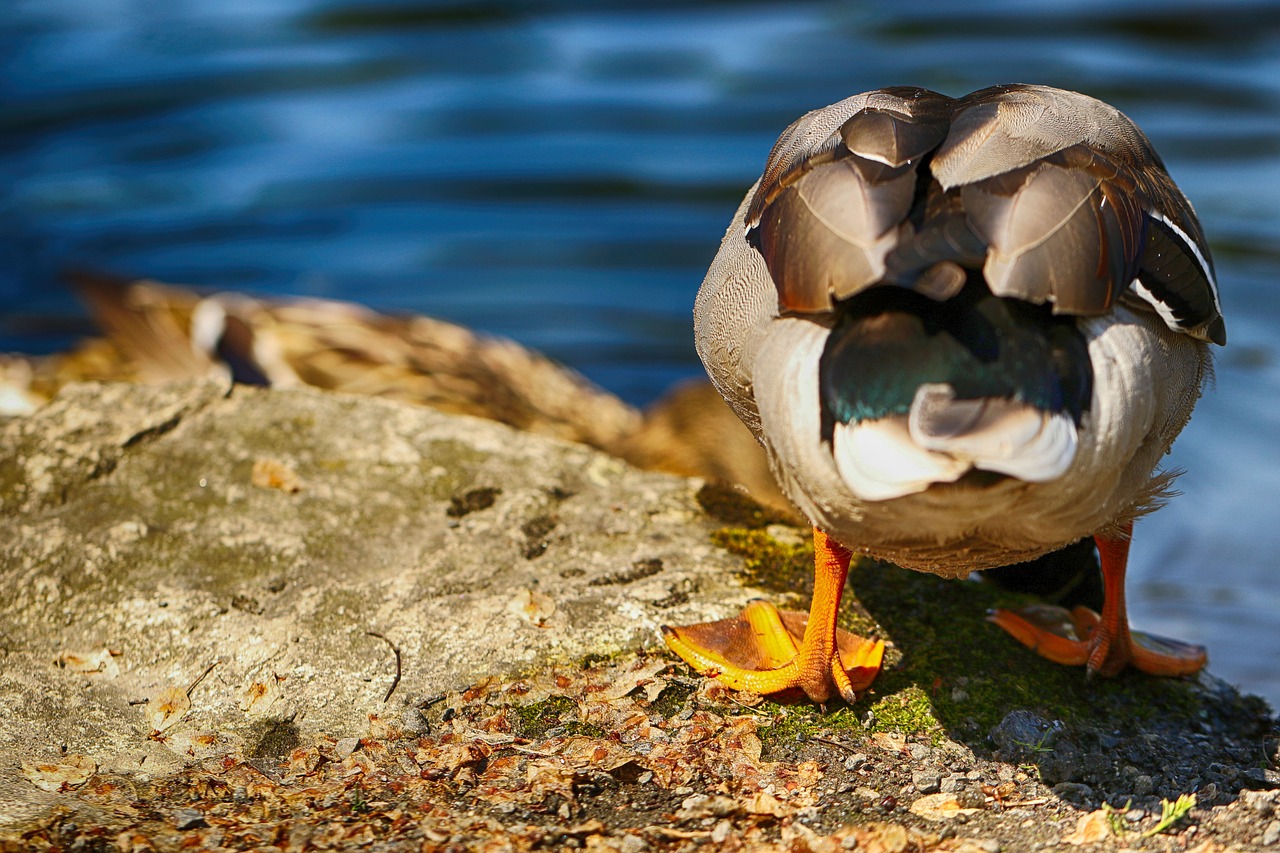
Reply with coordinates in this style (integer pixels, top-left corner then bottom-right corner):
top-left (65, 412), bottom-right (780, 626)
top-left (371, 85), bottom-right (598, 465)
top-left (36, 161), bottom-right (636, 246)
top-left (4, 652), bottom-right (1277, 852)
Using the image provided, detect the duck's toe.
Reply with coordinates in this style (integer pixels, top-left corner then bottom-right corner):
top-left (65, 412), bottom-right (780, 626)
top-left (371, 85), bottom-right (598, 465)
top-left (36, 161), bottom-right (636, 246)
top-left (662, 599), bottom-right (883, 704)
top-left (1126, 629), bottom-right (1208, 677)
top-left (988, 604), bottom-right (1206, 677)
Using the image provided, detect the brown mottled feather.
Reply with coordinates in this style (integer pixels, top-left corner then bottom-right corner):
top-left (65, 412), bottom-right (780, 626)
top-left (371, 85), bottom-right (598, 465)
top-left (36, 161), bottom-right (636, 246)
top-left (744, 83), bottom-right (1224, 343)
top-left (1, 275), bottom-right (791, 514)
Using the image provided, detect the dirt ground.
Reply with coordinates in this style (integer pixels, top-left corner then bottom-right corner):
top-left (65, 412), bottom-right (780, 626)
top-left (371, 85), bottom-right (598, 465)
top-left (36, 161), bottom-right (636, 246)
top-left (7, 552), bottom-right (1279, 852)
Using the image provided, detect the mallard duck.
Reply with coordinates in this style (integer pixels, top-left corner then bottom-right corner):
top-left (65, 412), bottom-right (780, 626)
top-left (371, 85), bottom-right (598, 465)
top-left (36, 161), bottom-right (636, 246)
top-left (2, 274), bottom-right (792, 510)
top-left (663, 84), bottom-right (1225, 705)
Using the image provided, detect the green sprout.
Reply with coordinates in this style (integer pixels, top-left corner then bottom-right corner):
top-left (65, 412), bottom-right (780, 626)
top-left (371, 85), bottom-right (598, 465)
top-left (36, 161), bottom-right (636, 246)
top-left (1141, 793), bottom-right (1196, 838)
top-left (1102, 800), bottom-right (1132, 836)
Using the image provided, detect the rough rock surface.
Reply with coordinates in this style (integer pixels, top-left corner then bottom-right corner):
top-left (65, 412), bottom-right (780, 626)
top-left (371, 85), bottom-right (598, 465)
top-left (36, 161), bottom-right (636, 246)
top-left (3, 381), bottom-right (1278, 852)
top-left (0, 381), bottom-right (747, 827)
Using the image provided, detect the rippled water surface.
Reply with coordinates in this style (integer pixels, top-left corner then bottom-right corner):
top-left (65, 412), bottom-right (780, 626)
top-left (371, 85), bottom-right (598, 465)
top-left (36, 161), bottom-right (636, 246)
top-left (4, 1), bottom-right (1280, 705)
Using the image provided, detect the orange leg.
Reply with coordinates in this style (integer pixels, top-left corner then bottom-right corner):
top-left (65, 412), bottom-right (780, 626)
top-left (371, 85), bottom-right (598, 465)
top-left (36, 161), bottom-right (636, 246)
top-left (662, 528), bottom-right (884, 704)
top-left (989, 520), bottom-right (1207, 677)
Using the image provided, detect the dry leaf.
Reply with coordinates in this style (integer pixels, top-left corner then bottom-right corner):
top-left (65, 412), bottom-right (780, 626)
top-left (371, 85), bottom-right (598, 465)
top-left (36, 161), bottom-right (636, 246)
top-left (599, 658), bottom-right (668, 702)
top-left (367, 713), bottom-right (398, 739)
top-left (909, 793), bottom-right (981, 822)
top-left (866, 823), bottom-right (911, 853)
top-left (284, 746), bottom-right (323, 779)
top-left (57, 648), bottom-right (121, 678)
top-left (1184, 843), bottom-right (1231, 853)
top-left (145, 685), bottom-right (191, 734)
top-left (21, 754), bottom-right (96, 791)
top-left (559, 736), bottom-right (635, 772)
top-left (1064, 809), bottom-right (1114, 845)
top-left (870, 732), bottom-right (907, 753)
top-left (239, 677), bottom-right (281, 714)
top-left (508, 589), bottom-right (556, 626)
top-left (526, 760), bottom-right (577, 801)
top-left (742, 791), bottom-right (788, 817)
top-left (676, 793), bottom-right (737, 820)
top-left (251, 457), bottom-right (301, 493)
top-left (340, 751), bottom-right (377, 778)
top-left (168, 729), bottom-right (239, 760)
top-left (793, 759), bottom-right (823, 789)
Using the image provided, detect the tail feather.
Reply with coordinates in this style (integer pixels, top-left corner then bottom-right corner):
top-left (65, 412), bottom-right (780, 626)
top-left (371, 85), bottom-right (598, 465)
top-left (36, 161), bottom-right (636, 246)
top-left (909, 383), bottom-right (1077, 482)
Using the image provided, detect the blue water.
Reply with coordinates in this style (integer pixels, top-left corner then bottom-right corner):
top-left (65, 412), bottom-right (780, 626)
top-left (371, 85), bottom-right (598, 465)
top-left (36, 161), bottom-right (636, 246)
top-left (4, 0), bottom-right (1280, 706)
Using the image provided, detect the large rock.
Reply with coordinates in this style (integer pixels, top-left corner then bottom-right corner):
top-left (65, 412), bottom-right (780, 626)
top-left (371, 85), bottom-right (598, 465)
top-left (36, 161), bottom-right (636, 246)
top-left (0, 381), bottom-right (752, 827)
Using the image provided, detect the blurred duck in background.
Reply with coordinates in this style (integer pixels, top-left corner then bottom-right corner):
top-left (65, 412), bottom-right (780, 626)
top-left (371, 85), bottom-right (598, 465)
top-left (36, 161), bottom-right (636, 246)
top-left (0, 273), bottom-right (790, 513)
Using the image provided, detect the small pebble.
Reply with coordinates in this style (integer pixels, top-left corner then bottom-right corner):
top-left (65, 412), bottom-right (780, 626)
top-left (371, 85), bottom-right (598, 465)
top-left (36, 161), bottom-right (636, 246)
top-left (618, 835), bottom-right (648, 853)
top-left (173, 808), bottom-right (206, 830)
top-left (912, 772), bottom-right (941, 794)
top-left (1051, 782), bottom-right (1094, 804)
top-left (1242, 790), bottom-right (1279, 816)
top-left (843, 753), bottom-right (867, 771)
top-left (1263, 820), bottom-right (1280, 847)
top-left (1245, 768), bottom-right (1280, 787)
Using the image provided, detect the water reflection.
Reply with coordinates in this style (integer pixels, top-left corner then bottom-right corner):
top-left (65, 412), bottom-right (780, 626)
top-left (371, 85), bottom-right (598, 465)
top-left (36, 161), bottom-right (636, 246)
top-left (3, 0), bottom-right (1280, 703)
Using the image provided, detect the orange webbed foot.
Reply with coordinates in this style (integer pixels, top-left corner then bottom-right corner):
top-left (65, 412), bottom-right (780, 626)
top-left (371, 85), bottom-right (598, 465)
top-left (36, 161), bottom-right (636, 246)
top-left (662, 600), bottom-right (884, 703)
top-left (662, 529), bottom-right (884, 705)
top-left (989, 523), bottom-right (1207, 678)
top-left (988, 604), bottom-right (1206, 677)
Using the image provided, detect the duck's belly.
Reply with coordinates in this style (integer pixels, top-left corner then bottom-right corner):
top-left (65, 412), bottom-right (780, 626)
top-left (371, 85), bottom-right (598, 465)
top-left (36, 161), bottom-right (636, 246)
top-left (748, 308), bottom-right (1210, 579)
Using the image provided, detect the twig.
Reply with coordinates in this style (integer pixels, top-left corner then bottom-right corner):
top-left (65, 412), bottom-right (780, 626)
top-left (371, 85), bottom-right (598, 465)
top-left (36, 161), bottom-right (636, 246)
top-left (1262, 737), bottom-right (1280, 769)
top-left (726, 695), bottom-right (770, 716)
top-left (366, 631), bottom-right (402, 702)
top-left (643, 826), bottom-right (711, 840)
top-left (419, 692), bottom-right (447, 709)
top-left (811, 736), bottom-right (861, 754)
top-left (186, 661), bottom-right (219, 697)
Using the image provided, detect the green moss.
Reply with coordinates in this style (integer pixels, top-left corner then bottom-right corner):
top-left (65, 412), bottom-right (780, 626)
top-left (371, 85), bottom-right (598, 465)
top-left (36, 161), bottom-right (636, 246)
top-left (866, 686), bottom-right (941, 739)
top-left (421, 440), bottom-right (490, 501)
top-left (849, 558), bottom-right (1215, 736)
top-left (710, 527), bottom-right (812, 596)
top-left (509, 695), bottom-right (604, 739)
top-left (706, 526), bottom-right (1222, 742)
top-left (760, 705), bottom-right (863, 748)
top-left (510, 696), bottom-right (576, 738)
top-left (647, 678), bottom-right (696, 719)
top-left (578, 648), bottom-right (637, 669)
top-left (247, 717), bottom-right (302, 762)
